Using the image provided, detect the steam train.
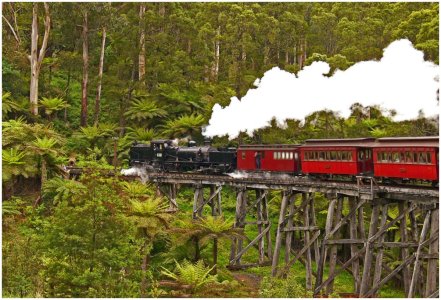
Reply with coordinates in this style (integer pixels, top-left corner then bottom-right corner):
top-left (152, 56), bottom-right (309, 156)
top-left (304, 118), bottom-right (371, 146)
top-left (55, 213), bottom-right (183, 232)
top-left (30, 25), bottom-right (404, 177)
top-left (129, 137), bottom-right (439, 184)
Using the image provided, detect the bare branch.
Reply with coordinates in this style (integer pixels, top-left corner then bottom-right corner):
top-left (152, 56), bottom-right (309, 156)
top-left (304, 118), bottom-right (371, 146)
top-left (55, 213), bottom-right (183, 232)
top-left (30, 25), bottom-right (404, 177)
top-left (2, 15), bottom-right (20, 44)
top-left (9, 3), bottom-right (21, 43)
top-left (37, 2), bottom-right (51, 68)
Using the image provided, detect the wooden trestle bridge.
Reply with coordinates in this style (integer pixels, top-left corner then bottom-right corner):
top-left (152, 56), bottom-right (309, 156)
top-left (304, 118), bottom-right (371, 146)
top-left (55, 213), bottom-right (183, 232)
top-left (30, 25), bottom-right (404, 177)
top-left (69, 168), bottom-right (439, 297)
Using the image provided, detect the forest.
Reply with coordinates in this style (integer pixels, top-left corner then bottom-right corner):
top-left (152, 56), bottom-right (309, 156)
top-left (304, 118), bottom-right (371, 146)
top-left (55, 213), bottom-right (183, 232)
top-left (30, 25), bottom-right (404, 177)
top-left (2, 2), bottom-right (439, 298)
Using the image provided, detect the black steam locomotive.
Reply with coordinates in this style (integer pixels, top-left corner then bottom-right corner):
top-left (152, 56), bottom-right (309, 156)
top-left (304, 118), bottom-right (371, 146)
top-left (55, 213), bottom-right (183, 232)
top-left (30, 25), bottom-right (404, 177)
top-left (129, 140), bottom-right (237, 173)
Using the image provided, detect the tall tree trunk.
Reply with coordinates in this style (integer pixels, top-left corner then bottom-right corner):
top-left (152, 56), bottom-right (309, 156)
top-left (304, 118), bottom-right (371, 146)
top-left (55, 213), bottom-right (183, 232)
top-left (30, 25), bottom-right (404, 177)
top-left (158, 3), bottom-right (165, 32)
top-left (285, 49), bottom-right (289, 65)
top-left (141, 239), bottom-right (150, 297)
top-left (119, 65), bottom-right (136, 137)
top-left (40, 159), bottom-right (47, 193)
top-left (194, 236), bottom-right (201, 262)
top-left (212, 238), bottom-right (218, 274)
top-left (211, 26), bottom-right (220, 82)
top-left (138, 4), bottom-right (146, 83)
top-left (81, 11), bottom-right (89, 127)
top-left (29, 3), bottom-right (50, 116)
top-left (94, 27), bottom-right (106, 125)
top-left (263, 43), bottom-right (269, 66)
top-left (64, 69), bottom-right (71, 123)
top-left (293, 45), bottom-right (297, 65)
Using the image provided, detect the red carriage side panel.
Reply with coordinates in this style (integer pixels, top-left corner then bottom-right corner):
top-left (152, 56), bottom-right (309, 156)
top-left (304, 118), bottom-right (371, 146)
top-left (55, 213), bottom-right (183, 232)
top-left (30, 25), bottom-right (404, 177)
top-left (372, 137), bottom-right (439, 181)
top-left (300, 138), bottom-right (376, 176)
top-left (237, 145), bottom-right (301, 173)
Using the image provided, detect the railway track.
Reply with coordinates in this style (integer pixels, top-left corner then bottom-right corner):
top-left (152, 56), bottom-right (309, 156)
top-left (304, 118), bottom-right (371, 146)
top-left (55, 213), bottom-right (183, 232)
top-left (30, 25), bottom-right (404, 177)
top-left (66, 167), bottom-right (438, 203)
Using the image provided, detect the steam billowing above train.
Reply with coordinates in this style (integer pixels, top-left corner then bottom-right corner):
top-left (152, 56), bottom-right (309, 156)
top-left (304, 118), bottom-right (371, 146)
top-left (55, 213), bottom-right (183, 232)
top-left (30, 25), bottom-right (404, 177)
top-left (204, 39), bottom-right (439, 139)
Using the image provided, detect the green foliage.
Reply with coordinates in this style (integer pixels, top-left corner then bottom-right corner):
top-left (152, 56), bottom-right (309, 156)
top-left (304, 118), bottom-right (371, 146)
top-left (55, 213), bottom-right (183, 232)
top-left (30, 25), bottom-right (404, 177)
top-left (124, 98), bottom-right (167, 122)
top-left (38, 175), bottom-right (141, 297)
top-left (2, 92), bottom-right (22, 115)
top-left (161, 113), bottom-right (205, 138)
top-left (2, 198), bottom-right (23, 216)
top-left (121, 181), bottom-right (154, 198)
top-left (161, 260), bottom-right (217, 291)
top-left (127, 127), bottom-right (156, 143)
top-left (42, 177), bottom-right (87, 205)
top-left (259, 273), bottom-right (313, 297)
top-left (2, 148), bottom-right (37, 181)
top-left (39, 97), bottom-right (69, 117)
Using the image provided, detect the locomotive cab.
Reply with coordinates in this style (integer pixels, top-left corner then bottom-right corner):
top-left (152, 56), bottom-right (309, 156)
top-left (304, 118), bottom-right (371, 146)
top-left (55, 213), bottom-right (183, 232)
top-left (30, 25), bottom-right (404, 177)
top-left (151, 140), bottom-right (177, 170)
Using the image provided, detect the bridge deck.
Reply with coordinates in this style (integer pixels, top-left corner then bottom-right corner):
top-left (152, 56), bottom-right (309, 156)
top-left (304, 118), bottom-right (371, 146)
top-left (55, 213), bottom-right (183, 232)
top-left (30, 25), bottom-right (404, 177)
top-left (135, 171), bottom-right (438, 203)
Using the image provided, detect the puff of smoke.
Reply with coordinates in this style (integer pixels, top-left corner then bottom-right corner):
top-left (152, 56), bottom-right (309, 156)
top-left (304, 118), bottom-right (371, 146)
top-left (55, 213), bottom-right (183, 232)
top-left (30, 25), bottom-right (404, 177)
top-left (121, 166), bottom-right (149, 184)
top-left (204, 39), bottom-right (439, 139)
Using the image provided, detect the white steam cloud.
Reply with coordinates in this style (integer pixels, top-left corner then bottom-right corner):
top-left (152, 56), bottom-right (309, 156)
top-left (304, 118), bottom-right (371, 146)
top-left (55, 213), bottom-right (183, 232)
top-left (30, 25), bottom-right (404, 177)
top-left (204, 39), bottom-right (439, 139)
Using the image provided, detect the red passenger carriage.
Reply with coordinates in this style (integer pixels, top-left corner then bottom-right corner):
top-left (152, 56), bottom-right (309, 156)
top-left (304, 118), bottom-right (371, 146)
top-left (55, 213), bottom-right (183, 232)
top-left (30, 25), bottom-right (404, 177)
top-left (300, 138), bottom-right (376, 176)
top-left (237, 144), bottom-right (301, 173)
top-left (372, 137), bottom-right (439, 182)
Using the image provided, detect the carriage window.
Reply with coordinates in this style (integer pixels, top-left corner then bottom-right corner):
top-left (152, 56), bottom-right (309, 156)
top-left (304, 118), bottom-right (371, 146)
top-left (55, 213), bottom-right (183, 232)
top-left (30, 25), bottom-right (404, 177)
top-left (313, 152), bottom-right (318, 160)
top-left (294, 152), bottom-right (298, 160)
top-left (392, 152), bottom-right (400, 163)
top-left (405, 152), bottom-right (412, 163)
top-left (400, 152), bottom-right (405, 163)
top-left (358, 151), bottom-right (364, 161)
top-left (289, 152), bottom-right (294, 160)
top-left (325, 152), bottom-right (330, 160)
top-left (242, 152), bottom-right (246, 159)
top-left (419, 152), bottom-right (427, 164)
top-left (330, 151), bottom-right (337, 160)
top-left (319, 152), bottom-right (325, 160)
top-left (366, 150), bottom-right (371, 159)
top-left (348, 152), bottom-right (353, 161)
top-left (378, 152), bottom-right (383, 162)
top-left (281, 152), bottom-right (285, 160)
top-left (273, 152), bottom-right (277, 160)
top-left (336, 151), bottom-right (341, 160)
top-left (413, 152), bottom-right (418, 163)
top-left (342, 151), bottom-right (348, 161)
top-left (427, 152), bottom-right (432, 164)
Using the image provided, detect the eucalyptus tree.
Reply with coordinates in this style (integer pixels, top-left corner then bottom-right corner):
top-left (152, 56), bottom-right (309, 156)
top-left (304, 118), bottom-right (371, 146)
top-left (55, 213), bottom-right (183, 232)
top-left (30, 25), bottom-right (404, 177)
top-left (29, 2), bottom-right (51, 116)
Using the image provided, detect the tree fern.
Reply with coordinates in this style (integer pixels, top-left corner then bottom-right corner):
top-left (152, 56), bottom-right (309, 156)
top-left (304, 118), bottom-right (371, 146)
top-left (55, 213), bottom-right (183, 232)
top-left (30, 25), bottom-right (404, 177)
top-left (2, 148), bottom-right (37, 181)
top-left (39, 97), bottom-right (69, 117)
top-left (121, 181), bottom-right (153, 198)
top-left (161, 113), bottom-right (205, 138)
top-left (161, 260), bottom-right (217, 291)
top-left (42, 177), bottom-right (87, 205)
top-left (2, 200), bottom-right (22, 216)
top-left (124, 99), bottom-right (167, 122)
top-left (127, 127), bottom-right (156, 142)
top-left (2, 92), bottom-right (22, 114)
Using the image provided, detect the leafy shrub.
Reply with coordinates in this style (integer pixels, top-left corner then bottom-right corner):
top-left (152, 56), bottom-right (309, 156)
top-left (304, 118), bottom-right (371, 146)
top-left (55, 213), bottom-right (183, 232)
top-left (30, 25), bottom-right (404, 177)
top-left (259, 274), bottom-right (313, 298)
